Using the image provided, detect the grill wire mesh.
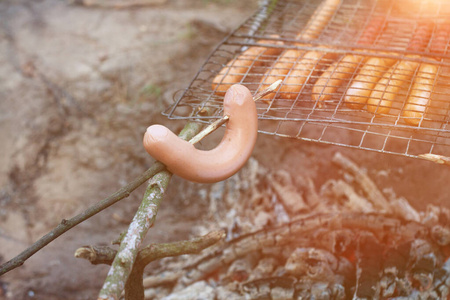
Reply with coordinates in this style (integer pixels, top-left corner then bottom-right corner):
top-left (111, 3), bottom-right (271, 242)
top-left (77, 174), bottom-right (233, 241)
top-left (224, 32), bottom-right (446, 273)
top-left (164, 0), bottom-right (450, 162)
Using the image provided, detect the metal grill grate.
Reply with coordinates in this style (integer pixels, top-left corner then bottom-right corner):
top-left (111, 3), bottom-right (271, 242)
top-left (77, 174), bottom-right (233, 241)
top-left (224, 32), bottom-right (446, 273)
top-left (164, 0), bottom-right (450, 162)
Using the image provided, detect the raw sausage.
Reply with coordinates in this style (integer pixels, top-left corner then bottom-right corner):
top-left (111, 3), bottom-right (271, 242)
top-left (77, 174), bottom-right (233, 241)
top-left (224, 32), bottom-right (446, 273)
top-left (402, 63), bottom-right (438, 126)
top-left (212, 38), bottom-right (283, 95)
top-left (143, 84), bottom-right (258, 183)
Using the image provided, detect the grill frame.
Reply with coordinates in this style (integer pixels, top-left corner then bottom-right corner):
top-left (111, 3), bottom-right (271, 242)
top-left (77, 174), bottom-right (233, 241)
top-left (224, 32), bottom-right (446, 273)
top-left (164, 0), bottom-right (450, 163)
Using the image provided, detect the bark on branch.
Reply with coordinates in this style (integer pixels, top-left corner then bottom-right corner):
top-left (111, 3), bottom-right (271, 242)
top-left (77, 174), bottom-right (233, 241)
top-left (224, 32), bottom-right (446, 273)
top-left (76, 230), bottom-right (225, 299)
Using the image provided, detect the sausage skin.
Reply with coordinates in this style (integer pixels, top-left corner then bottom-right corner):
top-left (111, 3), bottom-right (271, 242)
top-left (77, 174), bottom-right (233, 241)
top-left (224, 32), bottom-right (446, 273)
top-left (367, 22), bottom-right (434, 114)
top-left (259, 0), bottom-right (341, 101)
top-left (344, 57), bottom-right (396, 109)
top-left (212, 38), bottom-right (283, 95)
top-left (278, 50), bottom-right (325, 99)
top-left (312, 55), bottom-right (364, 104)
top-left (367, 59), bottom-right (419, 114)
top-left (312, 16), bottom-right (386, 105)
top-left (143, 84), bottom-right (258, 183)
top-left (402, 63), bottom-right (438, 126)
top-left (298, 0), bottom-right (342, 41)
top-left (259, 49), bottom-right (301, 101)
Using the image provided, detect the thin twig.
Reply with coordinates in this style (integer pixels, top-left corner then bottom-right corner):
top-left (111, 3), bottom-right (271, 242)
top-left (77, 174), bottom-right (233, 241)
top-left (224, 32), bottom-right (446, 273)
top-left (70, 0), bottom-right (168, 8)
top-left (418, 153), bottom-right (450, 166)
top-left (0, 162), bottom-right (165, 276)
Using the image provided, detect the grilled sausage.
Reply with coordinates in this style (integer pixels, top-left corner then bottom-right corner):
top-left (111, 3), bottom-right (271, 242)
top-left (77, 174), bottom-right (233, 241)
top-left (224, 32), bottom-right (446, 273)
top-left (143, 84), bottom-right (257, 183)
top-left (367, 59), bottom-right (420, 114)
top-left (259, 0), bottom-right (342, 101)
top-left (278, 50), bottom-right (326, 99)
top-left (402, 63), bottom-right (438, 126)
top-left (313, 55), bottom-right (364, 105)
top-left (312, 16), bottom-right (386, 105)
top-left (367, 22), bottom-right (434, 114)
top-left (344, 57), bottom-right (396, 109)
top-left (259, 49), bottom-right (301, 101)
top-left (212, 38), bottom-right (283, 95)
top-left (298, 0), bottom-right (342, 41)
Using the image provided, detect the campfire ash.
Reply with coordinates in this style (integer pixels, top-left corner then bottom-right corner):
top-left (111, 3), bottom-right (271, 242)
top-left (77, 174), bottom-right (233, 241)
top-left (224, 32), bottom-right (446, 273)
top-left (143, 153), bottom-right (450, 300)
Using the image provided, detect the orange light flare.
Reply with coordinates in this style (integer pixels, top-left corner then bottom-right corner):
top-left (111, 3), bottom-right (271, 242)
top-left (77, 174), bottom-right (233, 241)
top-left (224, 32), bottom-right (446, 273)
top-left (393, 0), bottom-right (446, 18)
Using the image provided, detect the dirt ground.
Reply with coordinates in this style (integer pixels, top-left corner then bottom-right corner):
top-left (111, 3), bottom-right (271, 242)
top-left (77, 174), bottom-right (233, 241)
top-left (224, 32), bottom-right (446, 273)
top-left (0, 0), bottom-right (448, 299)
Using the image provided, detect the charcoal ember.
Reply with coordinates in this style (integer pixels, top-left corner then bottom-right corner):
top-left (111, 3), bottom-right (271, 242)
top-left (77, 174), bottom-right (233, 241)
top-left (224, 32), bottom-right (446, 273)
top-left (142, 155), bottom-right (450, 299)
top-left (270, 285), bottom-right (295, 300)
top-left (321, 180), bottom-right (374, 213)
top-left (249, 257), bottom-right (280, 280)
top-left (409, 239), bottom-right (438, 290)
top-left (390, 197), bottom-right (421, 222)
top-left (313, 229), bottom-right (356, 255)
top-left (410, 253), bottom-right (436, 289)
top-left (293, 280), bottom-right (345, 300)
top-left (431, 225), bottom-right (450, 246)
top-left (383, 241), bottom-right (412, 278)
top-left (269, 170), bottom-right (309, 214)
top-left (380, 273), bottom-right (396, 298)
top-left (242, 277), bottom-right (296, 299)
top-left (161, 281), bottom-right (214, 300)
top-left (225, 255), bottom-right (259, 282)
top-left (380, 241), bottom-right (412, 297)
top-left (432, 259), bottom-right (450, 299)
top-left (331, 283), bottom-right (346, 300)
top-left (310, 282), bottom-right (332, 300)
top-left (216, 284), bottom-right (242, 300)
top-left (354, 233), bottom-right (383, 299)
top-left (284, 248), bottom-right (339, 283)
top-left (395, 277), bottom-right (413, 297)
top-left (294, 175), bottom-right (320, 207)
top-left (335, 257), bottom-right (355, 285)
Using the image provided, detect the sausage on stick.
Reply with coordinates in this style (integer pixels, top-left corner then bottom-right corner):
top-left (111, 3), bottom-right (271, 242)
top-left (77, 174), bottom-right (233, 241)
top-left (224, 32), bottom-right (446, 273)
top-left (212, 38), bottom-right (283, 95)
top-left (259, 0), bottom-right (342, 101)
top-left (402, 22), bottom-right (450, 125)
top-left (312, 16), bottom-right (386, 106)
top-left (367, 22), bottom-right (434, 114)
top-left (143, 85), bottom-right (257, 183)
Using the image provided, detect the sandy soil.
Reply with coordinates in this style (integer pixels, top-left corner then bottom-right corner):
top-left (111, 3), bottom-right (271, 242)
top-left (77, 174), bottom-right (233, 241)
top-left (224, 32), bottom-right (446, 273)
top-left (0, 0), bottom-right (448, 299)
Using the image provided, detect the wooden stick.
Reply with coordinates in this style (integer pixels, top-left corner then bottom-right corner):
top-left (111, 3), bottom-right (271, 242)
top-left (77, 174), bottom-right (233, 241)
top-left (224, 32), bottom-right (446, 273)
top-left (189, 80), bottom-right (282, 145)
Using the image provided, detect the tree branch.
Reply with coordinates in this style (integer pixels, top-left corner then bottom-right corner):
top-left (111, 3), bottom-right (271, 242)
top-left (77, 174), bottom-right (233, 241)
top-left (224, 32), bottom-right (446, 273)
top-left (0, 161), bottom-right (165, 276)
top-left (98, 170), bottom-right (173, 300)
top-left (75, 230), bottom-right (226, 300)
top-left (74, 230), bottom-right (226, 266)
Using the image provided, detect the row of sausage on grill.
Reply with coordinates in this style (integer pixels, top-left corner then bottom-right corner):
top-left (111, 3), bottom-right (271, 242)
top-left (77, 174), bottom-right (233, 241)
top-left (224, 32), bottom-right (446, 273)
top-left (211, 0), bottom-right (450, 126)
